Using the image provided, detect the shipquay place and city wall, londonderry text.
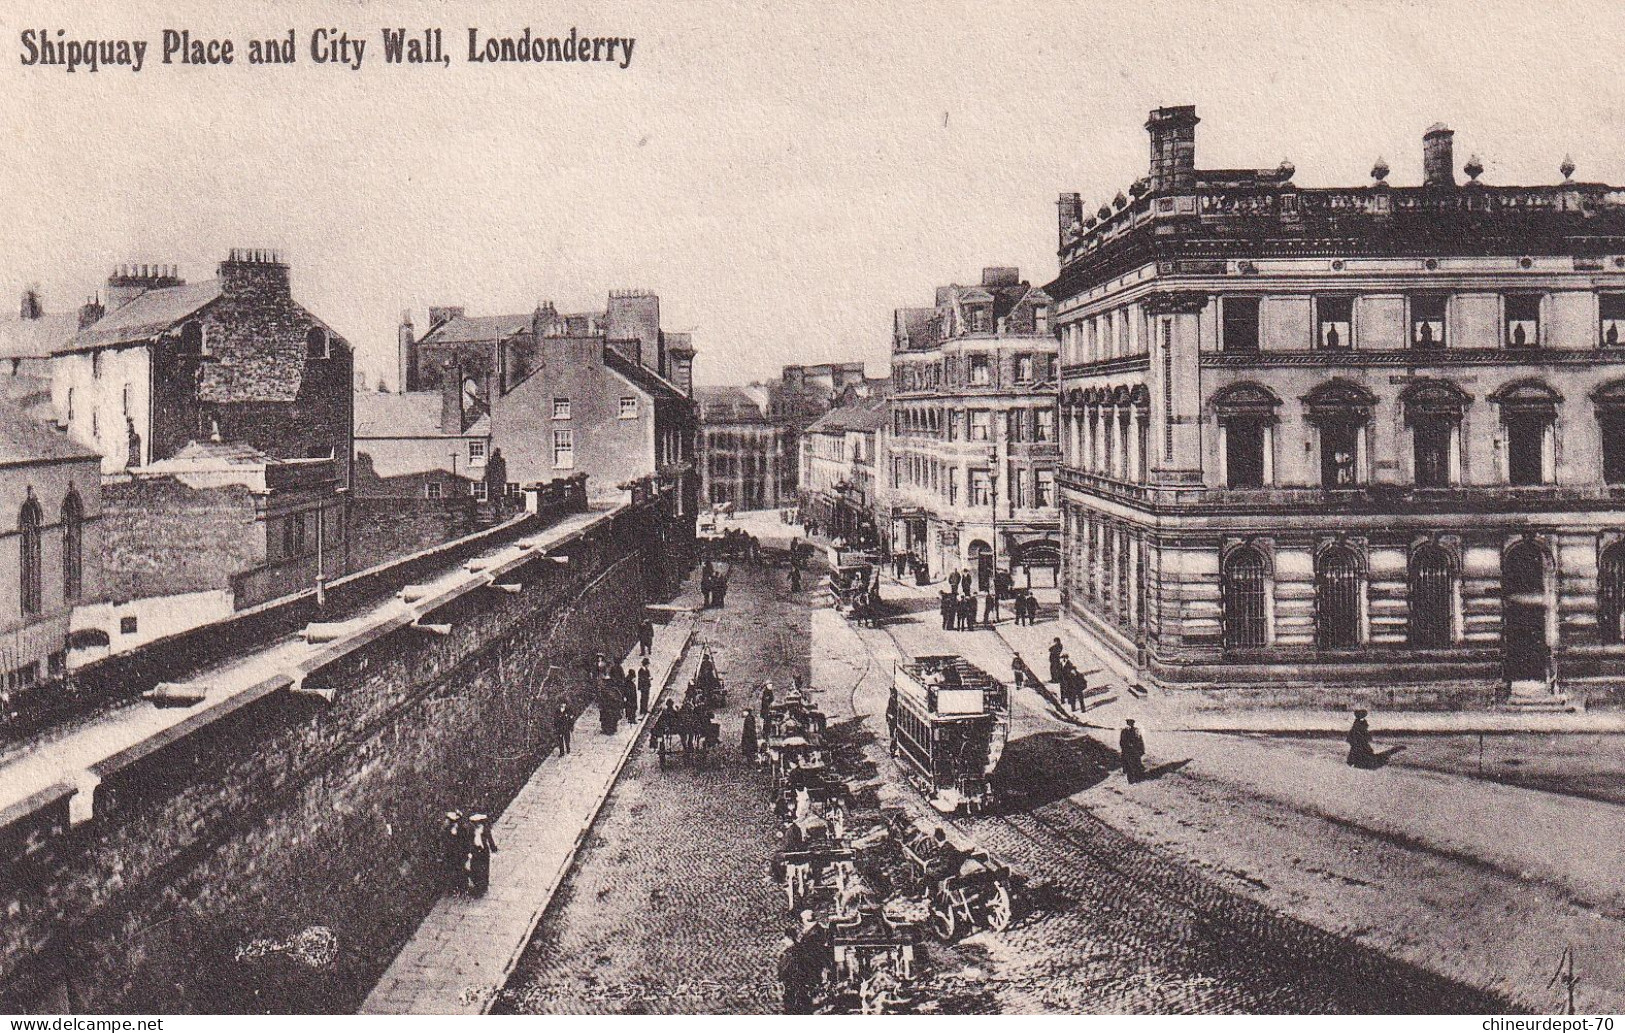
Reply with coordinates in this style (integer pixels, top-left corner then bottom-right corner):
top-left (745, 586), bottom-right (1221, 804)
top-left (17, 27), bottom-right (636, 73)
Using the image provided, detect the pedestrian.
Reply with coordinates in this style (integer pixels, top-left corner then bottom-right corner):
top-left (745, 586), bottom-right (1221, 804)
top-left (1346, 708), bottom-right (1377, 768)
top-left (1058, 657), bottom-right (1074, 709)
top-left (441, 810), bottom-right (468, 893)
top-left (962, 594), bottom-right (977, 631)
top-left (466, 813), bottom-right (497, 896)
top-left (1048, 638), bottom-right (1064, 684)
top-left (742, 709), bottom-right (758, 760)
top-left (939, 590), bottom-right (953, 631)
top-left (948, 569), bottom-right (961, 597)
top-left (1010, 655), bottom-right (1026, 693)
top-left (1072, 667), bottom-right (1089, 712)
top-left (556, 702), bottom-right (574, 755)
top-left (1120, 719), bottom-right (1147, 783)
top-left (623, 669), bottom-right (639, 724)
top-left (780, 910), bottom-right (825, 1015)
top-left (789, 565), bottom-right (802, 592)
top-left (760, 681), bottom-right (775, 721)
top-left (638, 657), bottom-right (652, 716)
top-left (981, 587), bottom-right (995, 627)
top-left (638, 617), bottom-right (655, 656)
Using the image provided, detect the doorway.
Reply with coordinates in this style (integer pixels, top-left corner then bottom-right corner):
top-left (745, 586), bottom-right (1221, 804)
top-left (1502, 541), bottom-right (1550, 684)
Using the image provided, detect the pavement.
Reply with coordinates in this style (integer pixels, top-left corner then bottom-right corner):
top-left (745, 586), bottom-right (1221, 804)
top-left (360, 611), bottom-right (696, 1015)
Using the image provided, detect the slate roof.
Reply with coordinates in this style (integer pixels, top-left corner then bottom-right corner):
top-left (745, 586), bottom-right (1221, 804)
top-left (354, 391), bottom-right (491, 438)
top-left (0, 397), bottom-right (99, 467)
top-left (804, 395), bottom-right (887, 434)
top-left (60, 280), bottom-right (221, 353)
top-left (419, 313), bottom-right (531, 346)
top-left (604, 347), bottom-right (689, 403)
top-left (696, 384), bottom-right (770, 422)
top-left (0, 312), bottom-right (80, 360)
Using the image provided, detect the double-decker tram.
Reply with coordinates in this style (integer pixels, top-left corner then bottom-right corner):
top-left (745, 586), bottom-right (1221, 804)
top-left (886, 655), bottom-right (1009, 813)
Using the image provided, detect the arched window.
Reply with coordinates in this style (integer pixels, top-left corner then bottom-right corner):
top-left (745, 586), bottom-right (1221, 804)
top-left (1222, 547), bottom-right (1269, 648)
top-left (1304, 380), bottom-right (1377, 489)
top-left (61, 490), bottom-right (83, 603)
top-left (1315, 545), bottom-right (1363, 648)
top-left (1599, 543), bottom-right (1625, 645)
top-left (1408, 545), bottom-right (1454, 647)
top-left (1210, 382), bottom-right (1281, 488)
top-left (19, 496), bottom-right (43, 616)
top-left (1490, 380), bottom-right (1561, 486)
top-left (1401, 379), bottom-right (1469, 488)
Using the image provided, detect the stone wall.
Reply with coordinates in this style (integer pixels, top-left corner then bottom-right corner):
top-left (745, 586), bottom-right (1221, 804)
top-left (0, 494), bottom-right (691, 1012)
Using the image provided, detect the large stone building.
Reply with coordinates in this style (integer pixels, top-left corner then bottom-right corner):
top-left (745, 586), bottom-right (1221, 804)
top-left (800, 394), bottom-right (888, 543)
top-left (0, 401), bottom-right (102, 702)
top-left (1051, 105), bottom-right (1625, 707)
top-left (389, 292), bottom-right (697, 512)
top-left (51, 253), bottom-right (355, 485)
top-left (887, 268), bottom-right (1060, 589)
top-left (696, 384), bottom-right (791, 510)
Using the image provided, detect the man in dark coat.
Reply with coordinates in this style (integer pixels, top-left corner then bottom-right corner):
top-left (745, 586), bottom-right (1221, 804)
top-left (441, 810), bottom-right (469, 893)
top-left (599, 674), bottom-right (620, 735)
top-left (638, 658), bottom-right (653, 716)
top-left (741, 709), bottom-right (758, 760)
top-left (466, 813), bottom-right (498, 897)
top-left (1120, 719), bottom-right (1147, 783)
top-left (948, 569), bottom-right (961, 597)
top-left (623, 670), bottom-right (639, 724)
top-left (556, 702), bottom-right (574, 755)
top-left (1048, 638), bottom-right (1064, 684)
top-left (939, 590), bottom-right (953, 630)
top-left (638, 618), bottom-right (655, 656)
top-left (1346, 708), bottom-right (1377, 768)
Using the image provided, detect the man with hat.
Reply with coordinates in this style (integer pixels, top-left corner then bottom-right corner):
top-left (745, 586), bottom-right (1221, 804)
top-left (1119, 719), bottom-right (1147, 783)
top-left (441, 810), bottom-right (469, 893)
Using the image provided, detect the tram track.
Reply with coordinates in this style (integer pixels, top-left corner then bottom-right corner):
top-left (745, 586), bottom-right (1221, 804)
top-left (826, 604), bottom-right (1510, 1013)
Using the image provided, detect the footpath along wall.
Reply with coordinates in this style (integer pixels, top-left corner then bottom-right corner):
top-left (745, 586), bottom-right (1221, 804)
top-left (0, 489), bottom-right (694, 1014)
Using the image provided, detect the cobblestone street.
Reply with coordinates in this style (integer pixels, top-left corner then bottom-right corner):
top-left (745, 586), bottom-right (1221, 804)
top-left (483, 522), bottom-right (1584, 1013)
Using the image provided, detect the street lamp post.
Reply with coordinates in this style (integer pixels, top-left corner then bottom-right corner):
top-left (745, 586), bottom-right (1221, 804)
top-left (988, 444), bottom-right (998, 595)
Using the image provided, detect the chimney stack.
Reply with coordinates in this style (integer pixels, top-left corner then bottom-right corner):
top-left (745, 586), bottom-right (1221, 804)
top-left (397, 311), bottom-right (417, 393)
top-left (106, 263), bottom-right (184, 313)
top-left (1146, 105), bottom-right (1200, 193)
top-left (1423, 123), bottom-right (1456, 188)
top-left (219, 249), bottom-right (290, 298)
top-left (441, 361), bottom-right (466, 435)
top-left (78, 297), bottom-right (104, 329)
top-left (427, 305), bottom-right (463, 329)
top-left (1057, 192), bottom-right (1082, 243)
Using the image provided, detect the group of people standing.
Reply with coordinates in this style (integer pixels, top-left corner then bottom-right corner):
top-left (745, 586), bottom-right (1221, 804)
top-left (439, 809), bottom-right (499, 896)
top-left (934, 568), bottom-right (1038, 630)
top-left (701, 560), bottom-right (730, 609)
top-left (1046, 637), bottom-right (1092, 713)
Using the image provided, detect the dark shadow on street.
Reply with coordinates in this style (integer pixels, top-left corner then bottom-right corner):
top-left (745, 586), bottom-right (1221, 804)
top-left (1139, 759), bottom-right (1192, 781)
top-left (991, 730), bottom-right (1117, 811)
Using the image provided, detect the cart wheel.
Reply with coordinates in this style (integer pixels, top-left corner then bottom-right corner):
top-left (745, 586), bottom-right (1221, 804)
top-left (931, 901), bottom-right (957, 941)
top-left (985, 883), bottom-right (1012, 931)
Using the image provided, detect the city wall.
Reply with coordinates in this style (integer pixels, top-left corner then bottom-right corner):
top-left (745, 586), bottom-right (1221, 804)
top-left (0, 490), bottom-right (692, 1013)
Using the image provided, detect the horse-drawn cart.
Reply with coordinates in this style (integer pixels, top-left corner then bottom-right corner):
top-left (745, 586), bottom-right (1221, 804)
top-left (890, 816), bottom-right (1013, 941)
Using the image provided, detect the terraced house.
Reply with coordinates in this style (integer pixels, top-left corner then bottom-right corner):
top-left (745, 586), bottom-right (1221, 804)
top-left (1051, 106), bottom-right (1625, 707)
top-left (887, 268), bottom-right (1060, 589)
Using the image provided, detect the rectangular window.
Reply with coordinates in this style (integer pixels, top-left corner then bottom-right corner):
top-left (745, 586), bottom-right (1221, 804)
top-left (120, 615), bottom-right (138, 635)
top-left (1412, 294), bottom-right (1448, 350)
top-left (1222, 297), bottom-right (1260, 353)
top-left (1016, 354), bottom-right (1035, 382)
top-left (1036, 469), bottom-right (1056, 508)
top-left (1011, 464), bottom-right (1029, 508)
top-left (948, 410), bottom-right (961, 441)
top-left (1320, 421), bottom-right (1360, 487)
top-left (1226, 419), bottom-right (1266, 488)
top-left (969, 410), bottom-right (991, 442)
top-left (468, 440), bottom-right (486, 465)
top-left (1506, 294), bottom-right (1541, 349)
top-left (619, 396), bottom-right (639, 419)
top-left (426, 481), bottom-right (443, 500)
top-left (474, 480), bottom-right (489, 502)
top-left (1603, 294), bottom-right (1625, 347)
top-left (553, 428), bottom-right (574, 469)
top-left (507, 482), bottom-right (520, 497)
top-left (553, 398), bottom-right (571, 420)
top-left (1007, 409), bottom-right (1025, 443)
top-left (1035, 407), bottom-right (1055, 442)
top-left (969, 354), bottom-right (990, 386)
top-left (949, 467), bottom-right (960, 505)
top-left (1413, 416), bottom-right (1452, 487)
top-left (1506, 414), bottom-right (1546, 484)
top-left (969, 469), bottom-right (992, 507)
top-left (1316, 297), bottom-right (1354, 350)
top-left (1604, 413), bottom-right (1625, 483)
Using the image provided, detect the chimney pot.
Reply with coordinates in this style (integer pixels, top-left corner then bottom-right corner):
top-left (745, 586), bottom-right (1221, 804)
top-left (1145, 104), bottom-right (1200, 193)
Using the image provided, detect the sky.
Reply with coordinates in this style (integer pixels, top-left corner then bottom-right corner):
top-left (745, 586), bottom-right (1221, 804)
top-left (3, 0), bottom-right (1625, 388)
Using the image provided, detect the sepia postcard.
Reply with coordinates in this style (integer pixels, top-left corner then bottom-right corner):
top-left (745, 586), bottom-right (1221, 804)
top-left (0, 0), bottom-right (1622, 1024)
